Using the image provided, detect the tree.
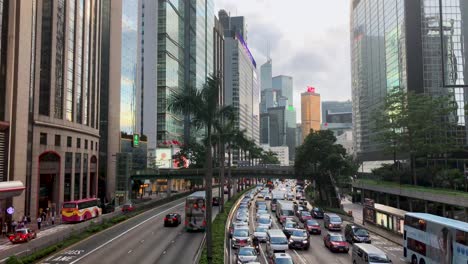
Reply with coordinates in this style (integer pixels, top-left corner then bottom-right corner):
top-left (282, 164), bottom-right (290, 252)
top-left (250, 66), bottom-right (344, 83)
top-left (260, 150), bottom-right (280, 165)
top-left (295, 129), bottom-right (357, 207)
top-left (168, 75), bottom-right (229, 264)
top-left (372, 87), bottom-right (459, 185)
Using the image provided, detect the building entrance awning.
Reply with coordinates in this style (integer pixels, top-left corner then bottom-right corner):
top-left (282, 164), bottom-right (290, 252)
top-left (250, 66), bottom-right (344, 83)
top-left (0, 181), bottom-right (25, 199)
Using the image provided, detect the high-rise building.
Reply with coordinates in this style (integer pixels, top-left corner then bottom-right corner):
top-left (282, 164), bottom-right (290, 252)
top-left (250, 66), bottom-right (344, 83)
top-left (0, 0), bottom-right (121, 220)
top-left (218, 10), bottom-right (247, 41)
top-left (301, 88), bottom-right (321, 140)
top-left (351, 0), bottom-right (468, 161)
top-left (296, 124), bottom-right (303, 146)
top-left (321, 101), bottom-right (352, 125)
top-left (214, 17), bottom-right (225, 105)
top-left (273, 75), bottom-right (293, 104)
top-left (222, 11), bottom-right (259, 151)
top-left (268, 107), bottom-right (286, 147)
top-left (120, 0), bottom-right (139, 134)
top-left (261, 59), bottom-right (273, 91)
top-left (139, 0), bottom-right (214, 149)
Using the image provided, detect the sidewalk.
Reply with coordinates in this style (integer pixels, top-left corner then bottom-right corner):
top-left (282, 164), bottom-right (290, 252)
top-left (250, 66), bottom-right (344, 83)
top-left (341, 198), bottom-right (404, 246)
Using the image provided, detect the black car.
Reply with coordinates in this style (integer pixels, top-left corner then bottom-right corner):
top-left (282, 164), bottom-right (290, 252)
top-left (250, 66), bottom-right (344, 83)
top-left (344, 224), bottom-right (371, 243)
top-left (282, 221), bottom-right (298, 238)
top-left (164, 213), bottom-right (182, 227)
top-left (311, 207), bottom-right (324, 219)
top-left (212, 197), bottom-right (220, 206)
top-left (288, 229), bottom-right (310, 250)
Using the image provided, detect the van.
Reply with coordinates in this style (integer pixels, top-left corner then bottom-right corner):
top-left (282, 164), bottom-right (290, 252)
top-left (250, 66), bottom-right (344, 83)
top-left (266, 229), bottom-right (288, 253)
top-left (324, 213), bottom-right (342, 231)
top-left (352, 243), bottom-right (392, 264)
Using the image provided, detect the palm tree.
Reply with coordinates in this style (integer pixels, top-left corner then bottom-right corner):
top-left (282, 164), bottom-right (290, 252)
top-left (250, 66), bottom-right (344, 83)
top-left (168, 75), bottom-right (228, 264)
top-left (213, 106), bottom-right (235, 212)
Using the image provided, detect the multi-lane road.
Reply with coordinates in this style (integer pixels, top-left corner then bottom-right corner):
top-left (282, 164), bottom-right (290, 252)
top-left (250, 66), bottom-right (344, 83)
top-left (40, 188), bottom-right (223, 264)
top-left (228, 183), bottom-right (405, 264)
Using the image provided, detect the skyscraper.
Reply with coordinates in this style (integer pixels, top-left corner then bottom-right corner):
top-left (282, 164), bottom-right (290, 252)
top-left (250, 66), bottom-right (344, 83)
top-left (273, 75), bottom-right (293, 104)
top-left (273, 75), bottom-right (296, 160)
top-left (351, 0), bottom-right (468, 161)
top-left (0, 0), bottom-right (121, 220)
top-left (301, 88), bottom-right (321, 140)
top-left (261, 59), bottom-right (273, 91)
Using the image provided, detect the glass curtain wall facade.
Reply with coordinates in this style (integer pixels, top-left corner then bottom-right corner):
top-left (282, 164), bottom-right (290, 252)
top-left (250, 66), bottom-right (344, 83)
top-left (120, 0), bottom-right (138, 134)
top-left (351, 0), bottom-right (468, 161)
top-left (156, 0), bottom-right (185, 144)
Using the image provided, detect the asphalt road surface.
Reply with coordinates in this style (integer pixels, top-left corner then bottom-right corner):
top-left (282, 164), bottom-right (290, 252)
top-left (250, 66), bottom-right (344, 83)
top-left (40, 188), bottom-right (223, 264)
top-left (228, 183), bottom-right (405, 264)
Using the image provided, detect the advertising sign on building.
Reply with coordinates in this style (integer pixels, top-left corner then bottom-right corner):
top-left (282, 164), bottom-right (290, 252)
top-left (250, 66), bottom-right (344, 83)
top-left (156, 148), bottom-right (172, 168)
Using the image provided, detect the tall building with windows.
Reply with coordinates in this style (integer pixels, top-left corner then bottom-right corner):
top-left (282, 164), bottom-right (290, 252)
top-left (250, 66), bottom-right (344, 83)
top-left (139, 0), bottom-right (214, 149)
top-left (351, 0), bottom-right (468, 161)
top-left (301, 88), bottom-right (321, 140)
top-left (0, 0), bottom-right (122, 220)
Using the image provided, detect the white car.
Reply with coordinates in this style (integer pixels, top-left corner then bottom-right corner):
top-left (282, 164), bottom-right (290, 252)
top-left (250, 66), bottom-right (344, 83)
top-left (232, 228), bottom-right (251, 249)
top-left (236, 246), bottom-right (258, 264)
top-left (253, 226), bottom-right (268, 242)
top-left (257, 216), bottom-right (272, 229)
top-left (256, 209), bottom-right (268, 220)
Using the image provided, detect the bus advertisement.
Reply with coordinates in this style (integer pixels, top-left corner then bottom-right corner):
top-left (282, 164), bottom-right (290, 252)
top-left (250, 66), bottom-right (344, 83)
top-left (61, 198), bottom-right (102, 223)
top-left (404, 212), bottom-right (468, 264)
top-left (185, 191), bottom-right (206, 232)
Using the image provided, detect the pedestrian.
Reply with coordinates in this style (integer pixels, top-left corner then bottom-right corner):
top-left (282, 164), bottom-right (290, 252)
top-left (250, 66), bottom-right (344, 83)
top-left (51, 215), bottom-right (55, 225)
top-left (22, 216), bottom-right (27, 226)
top-left (36, 216), bottom-right (42, 230)
top-left (2, 222), bottom-right (7, 237)
top-left (11, 220), bottom-right (17, 232)
top-left (27, 215), bottom-right (31, 224)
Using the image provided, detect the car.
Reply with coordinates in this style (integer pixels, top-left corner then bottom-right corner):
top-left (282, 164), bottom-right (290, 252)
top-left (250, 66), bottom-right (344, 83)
top-left (298, 198), bottom-right (308, 207)
top-left (122, 203), bottom-right (135, 212)
top-left (257, 193), bottom-right (264, 199)
top-left (269, 252), bottom-right (294, 264)
top-left (236, 246), bottom-right (258, 264)
top-left (324, 213), bottom-right (342, 231)
top-left (8, 228), bottom-right (37, 244)
top-left (323, 232), bottom-right (349, 253)
top-left (236, 213), bottom-right (249, 224)
top-left (256, 209), bottom-right (269, 220)
top-left (282, 221), bottom-right (298, 238)
top-left (257, 204), bottom-right (267, 212)
top-left (295, 193), bottom-right (302, 200)
top-left (232, 228), bottom-right (250, 249)
top-left (288, 228), bottom-right (310, 250)
top-left (265, 194), bottom-right (272, 200)
top-left (239, 204), bottom-right (249, 210)
top-left (212, 197), bottom-right (220, 206)
top-left (257, 216), bottom-right (272, 229)
top-left (305, 219), bottom-right (321, 235)
top-left (229, 222), bottom-right (249, 238)
top-left (311, 207), bottom-right (324, 219)
top-left (286, 193), bottom-right (294, 200)
top-left (255, 200), bottom-right (267, 208)
top-left (295, 206), bottom-right (307, 217)
top-left (164, 213), bottom-right (182, 227)
top-left (253, 226), bottom-right (269, 242)
top-left (299, 211), bottom-right (313, 223)
top-left (344, 224), bottom-right (371, 244)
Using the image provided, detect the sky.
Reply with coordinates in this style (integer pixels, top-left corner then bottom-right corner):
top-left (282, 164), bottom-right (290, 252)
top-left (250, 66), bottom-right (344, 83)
top-left (214, 0), bottom-right (351, 122)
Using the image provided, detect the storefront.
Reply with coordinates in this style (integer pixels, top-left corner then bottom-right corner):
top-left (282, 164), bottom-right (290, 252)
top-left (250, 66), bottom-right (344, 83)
top-left (0, 181), bottom-right (25, 231)
top-left (363, 199), bottom-right (407, 235)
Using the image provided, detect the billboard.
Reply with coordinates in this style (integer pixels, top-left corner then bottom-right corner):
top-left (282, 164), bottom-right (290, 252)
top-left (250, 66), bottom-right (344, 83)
top-left (156, 148), bottom-right (172, 168)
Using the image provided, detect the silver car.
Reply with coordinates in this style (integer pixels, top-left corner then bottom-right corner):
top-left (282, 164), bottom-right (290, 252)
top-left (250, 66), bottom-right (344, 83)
top-left (257, 216), bottom-right (272, 229)
top-left (232, 228), bottom-right (250, 249)
top-left (236, 246), bottom-right (258, 264)
top-left (253, 226), bottom-right (268, 242)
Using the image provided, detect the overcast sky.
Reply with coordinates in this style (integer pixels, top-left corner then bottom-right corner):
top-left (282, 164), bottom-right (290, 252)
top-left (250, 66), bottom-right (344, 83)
top-left (214, 0), bottom-right (351, 122)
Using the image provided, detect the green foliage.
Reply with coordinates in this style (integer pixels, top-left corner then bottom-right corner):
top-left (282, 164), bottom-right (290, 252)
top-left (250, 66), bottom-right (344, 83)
top-left (435, 169), bottom-right (465, 190)
top-left (260, 150), bottom-right (280, 165)
top-left (372, 87), bottom-right (460, 184)
top-left (6, 256), bottom-right (22, 264)
top-left (295, 129), bottom-right (358, 207)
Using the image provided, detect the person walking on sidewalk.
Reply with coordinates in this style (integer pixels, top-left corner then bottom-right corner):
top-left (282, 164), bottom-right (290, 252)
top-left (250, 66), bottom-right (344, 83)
top-left (11, 220), bottom-right (17, 232)
top-left (51, 215), bottom-right (55, 225)
top-left (2, 222), bottom-right (7, 237)
top-left (36, 216), bottom-right (42, 230)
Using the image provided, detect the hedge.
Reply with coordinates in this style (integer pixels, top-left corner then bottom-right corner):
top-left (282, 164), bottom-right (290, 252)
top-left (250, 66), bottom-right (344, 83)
top-left (199, 187), bottom-right (254, 264)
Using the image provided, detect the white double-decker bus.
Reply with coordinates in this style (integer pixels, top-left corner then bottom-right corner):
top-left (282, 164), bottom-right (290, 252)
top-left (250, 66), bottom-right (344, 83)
top-left (404, 212), bottom-right (468, 264)
top-left (185, 191), bottom-right (206, 232)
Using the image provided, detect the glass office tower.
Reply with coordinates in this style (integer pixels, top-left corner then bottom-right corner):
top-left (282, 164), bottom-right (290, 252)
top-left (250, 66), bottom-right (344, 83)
top-left (351, 0), bottom-right (468, 161)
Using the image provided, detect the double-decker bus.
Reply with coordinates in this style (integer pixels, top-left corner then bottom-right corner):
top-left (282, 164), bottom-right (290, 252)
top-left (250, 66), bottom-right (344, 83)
top-left (61, 198), bottom-right (102, 223)
top-left (404, 212), bottom-right (468, 264)
top-left (185, 191), bottom-right (206, 232)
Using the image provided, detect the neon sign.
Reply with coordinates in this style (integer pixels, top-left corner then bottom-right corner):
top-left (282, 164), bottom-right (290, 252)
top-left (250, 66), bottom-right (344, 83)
top-left (307, 86), bottom-right (316, 93)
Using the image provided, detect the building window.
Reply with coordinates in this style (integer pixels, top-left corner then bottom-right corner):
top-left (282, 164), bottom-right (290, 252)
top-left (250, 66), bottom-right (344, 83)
top-left (95, 142), bottom-right (98, 151)
top-left (39, 0), bottom-right (53, 116)
top-left (77, 138), bottom-right (81, 148)
top-left (84, 139), bottom-right (88, 149)
top-left (55, 135), bottom-right (61, 146)
top-left (67, 136), bottom-right (72, 147)
top-left (54, 0), bottom-right (66, 119)
top-left (40, 133), bottom-right (47, 145)
top-left (91, 140), bottom-right (93, 150)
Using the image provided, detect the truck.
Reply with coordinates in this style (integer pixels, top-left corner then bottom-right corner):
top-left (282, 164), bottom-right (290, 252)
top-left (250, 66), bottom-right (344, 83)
top-left (271, 191), bottom-right (286, 212)
top-left (276, 200), bottom-right (295, 225)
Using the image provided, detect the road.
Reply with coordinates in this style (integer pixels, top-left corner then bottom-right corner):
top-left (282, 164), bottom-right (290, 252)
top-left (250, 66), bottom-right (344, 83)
top-left (228, 183), bottom-right (405, 264)
top-left (40, 188), bottom-right (223, 264)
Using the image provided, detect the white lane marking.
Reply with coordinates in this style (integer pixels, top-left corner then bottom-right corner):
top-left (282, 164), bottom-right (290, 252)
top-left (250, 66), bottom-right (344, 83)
top-left (259, 243), bottom-right (268, 264)
top-left (69, 202), bottom-right (185, 264)
top-left (293, 249), bottom-right (307, 264)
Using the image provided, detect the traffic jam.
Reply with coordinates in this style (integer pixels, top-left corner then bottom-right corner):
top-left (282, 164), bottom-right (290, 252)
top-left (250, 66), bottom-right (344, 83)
top-left (228, 180), bottom-right (402, 264)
